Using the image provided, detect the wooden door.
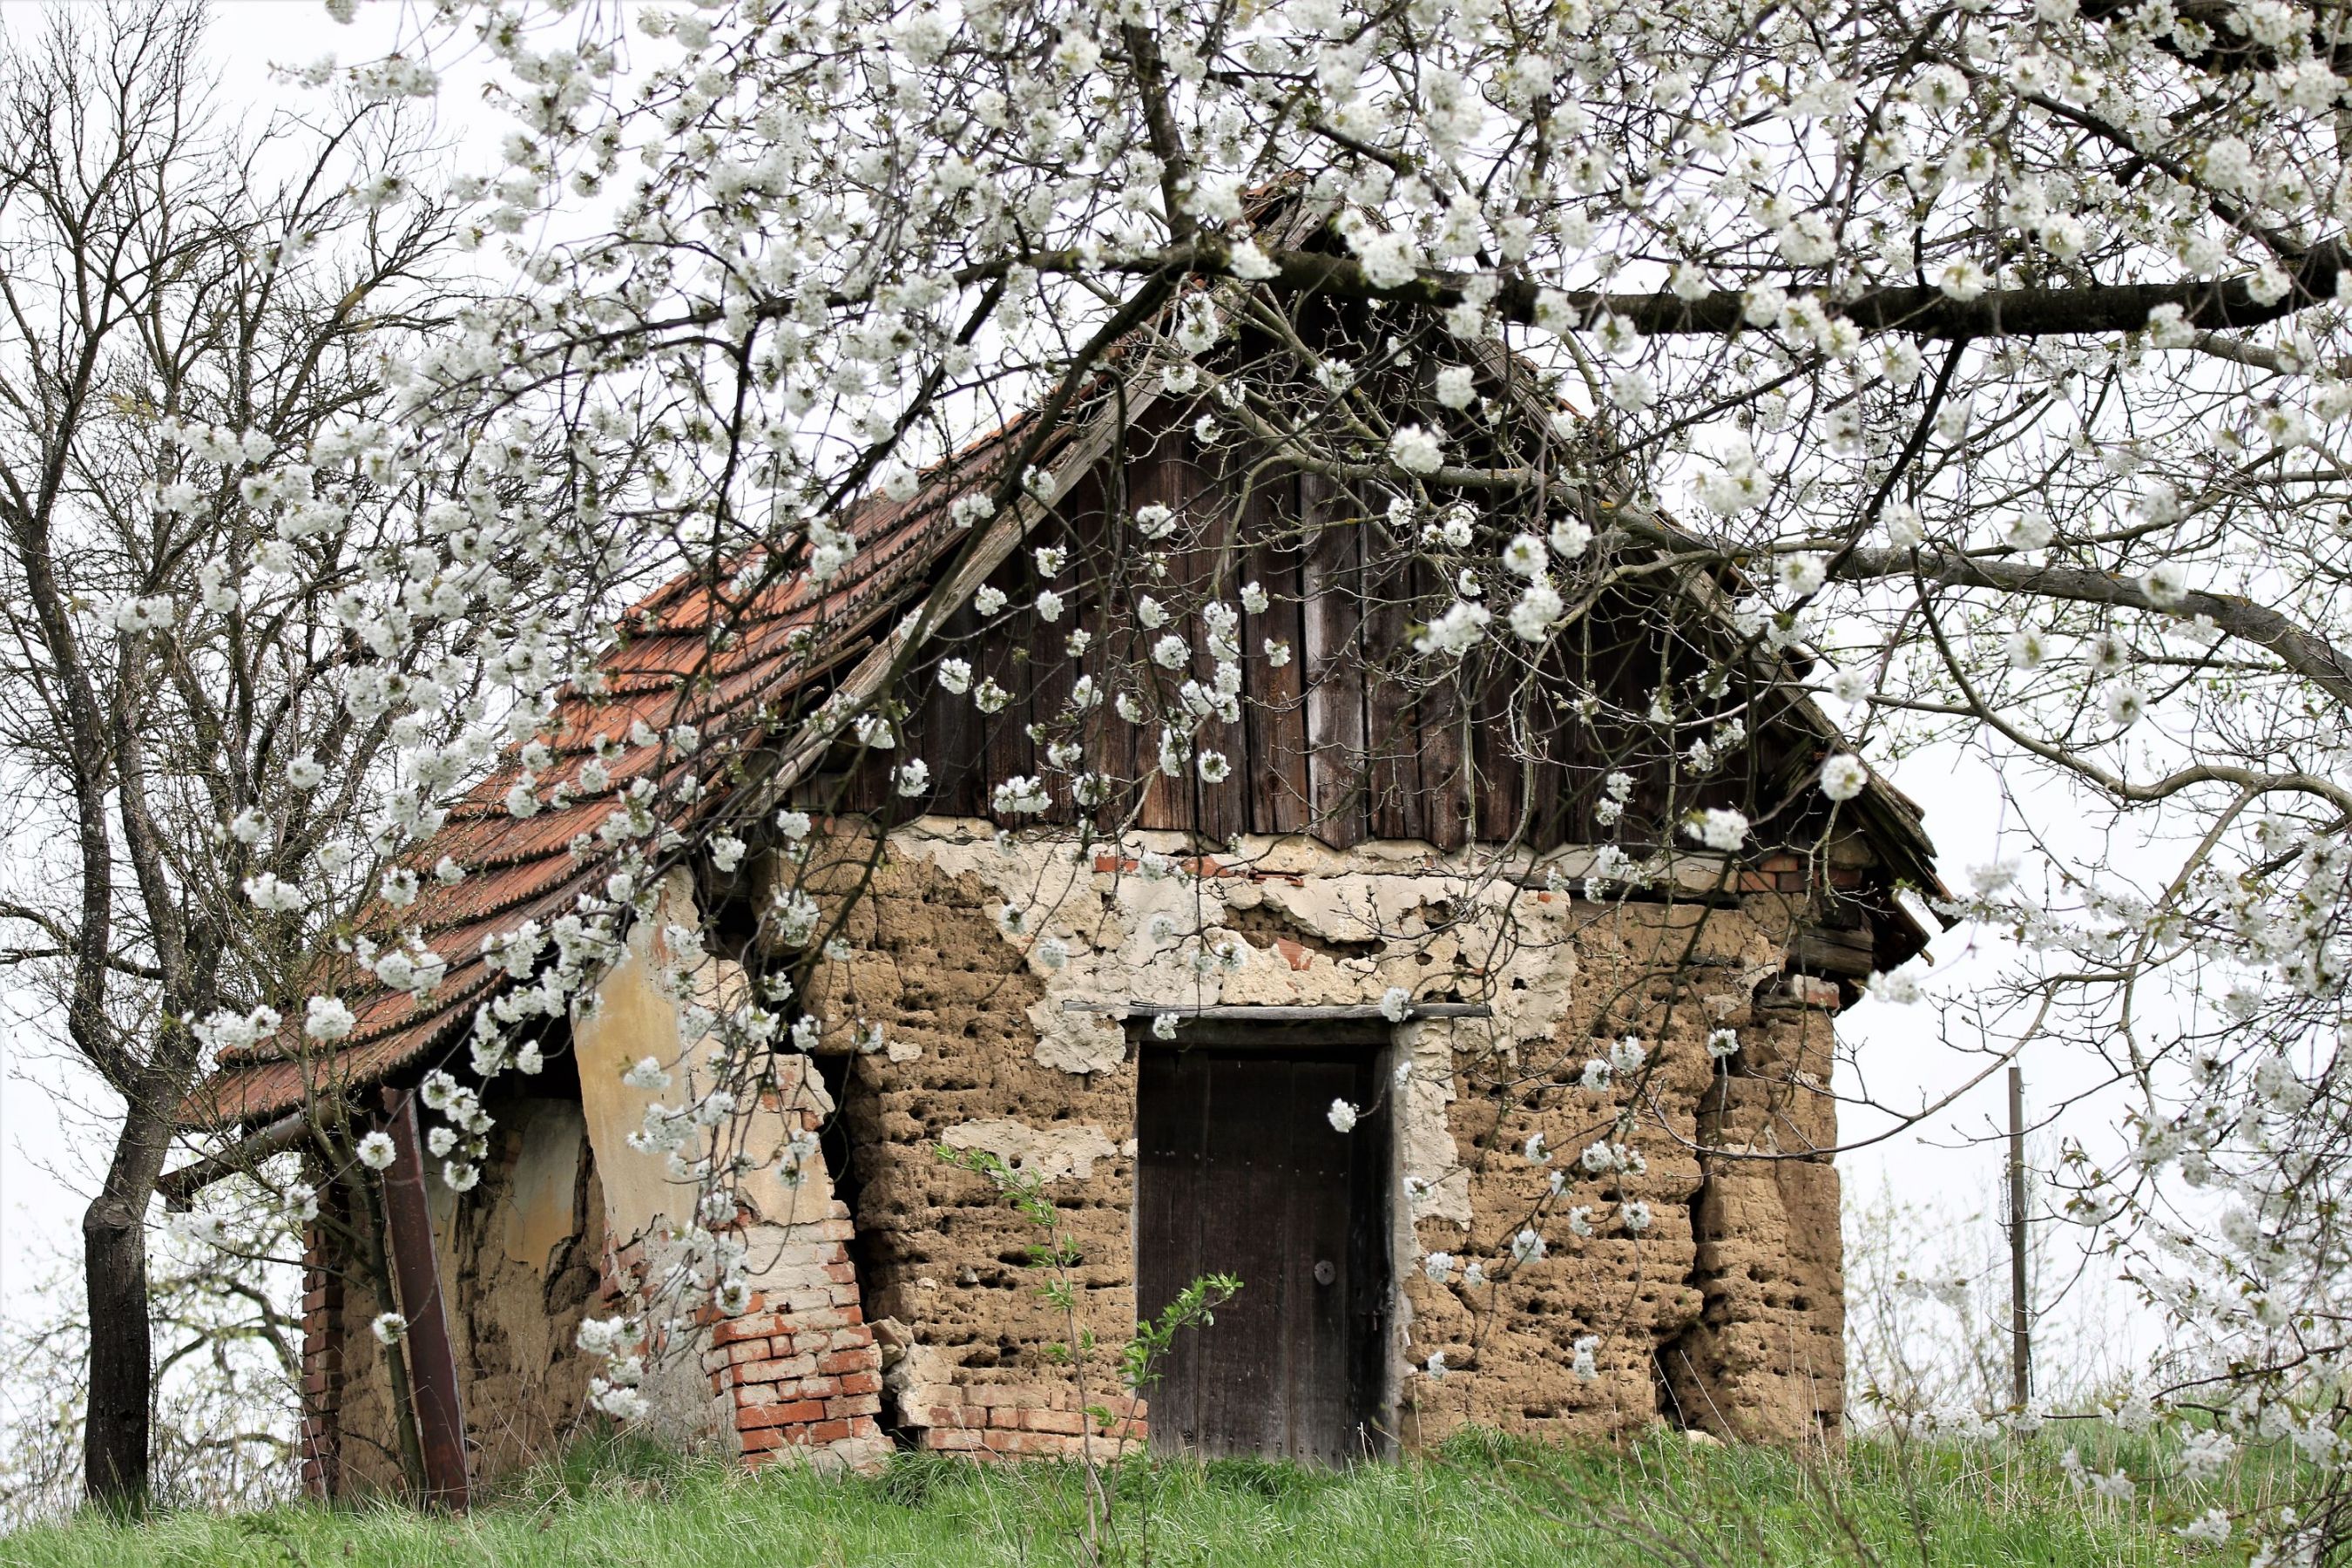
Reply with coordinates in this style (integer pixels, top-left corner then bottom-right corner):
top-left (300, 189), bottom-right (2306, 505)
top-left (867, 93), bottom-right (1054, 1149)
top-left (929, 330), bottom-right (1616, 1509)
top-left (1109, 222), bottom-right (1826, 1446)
top-left (1134, 1044), bottom-right (1389, 1463)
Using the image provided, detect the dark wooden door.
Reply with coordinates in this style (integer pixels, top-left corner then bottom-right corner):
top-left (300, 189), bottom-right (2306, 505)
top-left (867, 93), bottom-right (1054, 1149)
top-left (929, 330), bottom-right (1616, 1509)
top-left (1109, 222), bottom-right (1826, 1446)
top-left (1134, 1045), bottom-right (1389, 1463)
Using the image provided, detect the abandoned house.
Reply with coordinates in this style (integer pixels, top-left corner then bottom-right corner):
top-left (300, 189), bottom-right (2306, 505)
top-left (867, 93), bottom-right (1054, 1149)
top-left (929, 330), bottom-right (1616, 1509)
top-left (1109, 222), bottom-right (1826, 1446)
top-left (178, 248), bottom-right (1943, 1499)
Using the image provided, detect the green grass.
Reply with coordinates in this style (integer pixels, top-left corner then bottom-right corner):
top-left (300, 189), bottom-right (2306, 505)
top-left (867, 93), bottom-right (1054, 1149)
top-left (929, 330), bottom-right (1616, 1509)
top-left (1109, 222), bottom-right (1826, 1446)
top-left (0, 1427), bottom-right (2291, 1567)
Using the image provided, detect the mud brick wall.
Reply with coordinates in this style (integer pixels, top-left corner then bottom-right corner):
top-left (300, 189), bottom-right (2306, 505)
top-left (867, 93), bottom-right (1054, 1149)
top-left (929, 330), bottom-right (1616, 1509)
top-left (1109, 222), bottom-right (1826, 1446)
top-left (314, 1079), bottom-right (612, 1495)
top-left (1665, 977), bottom-right (1847, 1444)
top-left (787, 822), bottom-right (1851, 1455)
top-left (1396, 893), bottom-right (1837, 1448)
top-left (798, 848), bottom-right (1150, 1455)
top-left (559, 887), bottom-right (893, 1472)
top-left (313, 821), bottom-right (1858, 1483)
top-left (434, 1090), bottom-right (608, 1477)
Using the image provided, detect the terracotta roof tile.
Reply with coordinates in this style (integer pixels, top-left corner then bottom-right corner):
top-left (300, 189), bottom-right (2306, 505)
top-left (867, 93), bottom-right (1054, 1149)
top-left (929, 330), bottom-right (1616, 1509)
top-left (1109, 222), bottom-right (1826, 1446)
top-left (180, 286), bottom-right (1940, 1127)
top-left (181, 421), bottom-right (1037, 1128)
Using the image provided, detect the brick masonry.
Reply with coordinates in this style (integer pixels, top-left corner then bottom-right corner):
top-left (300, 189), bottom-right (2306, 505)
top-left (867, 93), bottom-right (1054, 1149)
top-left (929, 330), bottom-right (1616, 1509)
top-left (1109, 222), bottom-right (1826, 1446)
top-left (686, 1198), bottom-right (892, 1470)
top-left (297, 1178), bottom-right (344, 1499)
top-left (682, 1081), bottom-right (898, 1476)
top-left (906, 1383), bottom-right (1147, 1459)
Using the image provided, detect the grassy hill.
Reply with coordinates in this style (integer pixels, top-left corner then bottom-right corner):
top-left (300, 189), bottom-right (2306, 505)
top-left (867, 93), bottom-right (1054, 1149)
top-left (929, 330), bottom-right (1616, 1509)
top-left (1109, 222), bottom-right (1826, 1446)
top-left (0, 1428), bottom-right (2274, 1567)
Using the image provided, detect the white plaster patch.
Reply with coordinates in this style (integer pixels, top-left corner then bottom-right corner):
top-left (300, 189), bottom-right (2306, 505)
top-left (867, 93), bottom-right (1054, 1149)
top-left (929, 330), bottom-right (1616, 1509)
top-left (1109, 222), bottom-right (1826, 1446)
top-left (1399, 1021), bottom-right (1475, 1227)
top-left (791, 1060), bottom-right (838, 1118)
top-left (940, 1118), bottom-right (1121, 1182)
top-left (1029, 998), bottom-right (1127, 1075)
top-left (1258, 876), bottom-right (1383, 949)
top-left (1705, 956), bottom-right (1784, 1020)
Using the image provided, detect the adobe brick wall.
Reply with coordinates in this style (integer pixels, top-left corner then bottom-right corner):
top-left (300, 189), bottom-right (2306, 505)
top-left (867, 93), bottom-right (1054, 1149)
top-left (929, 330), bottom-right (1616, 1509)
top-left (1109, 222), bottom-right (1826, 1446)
top-left (794, 844), bottom-right (1151, 1452)
top-left (787, 821), bottom-right (1852, 1456)
top-left (314, 1069), bottom-right (891, 1490)
top-left (1665, 976), bottom-right (1847, 1442)
top-left (435, 1092), bottom-right (606, 1478)
top-left (1390, 893), bottom-right (1842, 1448)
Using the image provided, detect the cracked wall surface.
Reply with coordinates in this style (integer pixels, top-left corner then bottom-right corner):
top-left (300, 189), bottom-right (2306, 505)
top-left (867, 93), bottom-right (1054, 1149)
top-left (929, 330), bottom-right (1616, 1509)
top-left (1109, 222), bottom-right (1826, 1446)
top-left (321, 1075), bottom-right (608, 1495)
top-left (314, 816), bottom-right (1853, 1484)
top-left (791, 835), bottom-right (1145, 1453)
top-left (787, 818), bottom-right (1847, 1452)
top-left (572, 882), bottom-right (890, 1470)
top-left (321, 876), bottom-right (889, 1494)
top-left (1665, 989), bottom-right (1848, 1444)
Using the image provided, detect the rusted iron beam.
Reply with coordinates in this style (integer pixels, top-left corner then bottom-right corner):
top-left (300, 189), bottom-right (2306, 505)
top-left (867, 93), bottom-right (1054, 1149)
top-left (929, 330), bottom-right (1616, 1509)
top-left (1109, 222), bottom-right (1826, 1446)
top-left (1062, 1001), bottom-right (1491, 1021)
top-left (377, 1085), bottom-right (470, 1511)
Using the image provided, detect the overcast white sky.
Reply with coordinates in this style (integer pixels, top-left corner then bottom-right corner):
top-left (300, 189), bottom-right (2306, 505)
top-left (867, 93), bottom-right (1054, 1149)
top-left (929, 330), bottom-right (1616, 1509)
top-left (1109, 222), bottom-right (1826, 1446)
top-left (0, 0), bottom-right (485, 1306)
top-left (0, 0), bottom-right (2159, 1389)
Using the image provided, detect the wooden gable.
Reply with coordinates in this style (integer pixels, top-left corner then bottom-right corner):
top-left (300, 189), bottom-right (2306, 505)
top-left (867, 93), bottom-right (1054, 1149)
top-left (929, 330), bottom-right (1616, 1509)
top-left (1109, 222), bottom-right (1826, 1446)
top-left (815, 403), bottom-right (1903, 885)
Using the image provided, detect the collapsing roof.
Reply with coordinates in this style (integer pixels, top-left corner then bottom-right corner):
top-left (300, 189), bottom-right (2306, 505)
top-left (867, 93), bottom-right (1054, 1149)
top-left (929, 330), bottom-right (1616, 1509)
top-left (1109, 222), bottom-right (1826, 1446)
top-left (186, 417), bottom-right (1044, 1125)
top-left (185, 260), bottom-right (1941, 1132)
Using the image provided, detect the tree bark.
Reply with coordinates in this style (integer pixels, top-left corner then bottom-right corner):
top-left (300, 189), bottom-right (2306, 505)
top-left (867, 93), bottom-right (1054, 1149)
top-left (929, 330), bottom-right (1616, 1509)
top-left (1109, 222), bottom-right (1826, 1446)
top-left (82, 1101), bottom-right (174, 1507)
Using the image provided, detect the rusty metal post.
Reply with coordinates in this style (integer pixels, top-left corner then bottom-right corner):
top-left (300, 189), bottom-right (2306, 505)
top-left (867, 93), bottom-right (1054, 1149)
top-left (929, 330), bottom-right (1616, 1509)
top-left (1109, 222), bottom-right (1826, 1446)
top-left (378, 1085), bottom-right (471, 1510)
top-left (2007, 1064), bottom-right (2031, 1409)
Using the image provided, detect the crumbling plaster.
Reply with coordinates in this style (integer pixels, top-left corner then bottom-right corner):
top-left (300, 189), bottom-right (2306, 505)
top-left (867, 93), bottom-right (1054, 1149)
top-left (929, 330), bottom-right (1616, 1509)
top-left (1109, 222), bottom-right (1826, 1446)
top-left (573, 874), bottom-right (841, 1249)
top-left (781, 816), bottom-right (1841, 1450)
top-left (317, 819), bottom-right (1850, 1488)
top-left (326, 1079), bottom-right (608, 1494)
top-left (882, 817), bottom-right (1625, 1234)
top-left (570, 874), bottom-right (884, 1465)
top-left (938, 1119), bottom-right (1124, 1181)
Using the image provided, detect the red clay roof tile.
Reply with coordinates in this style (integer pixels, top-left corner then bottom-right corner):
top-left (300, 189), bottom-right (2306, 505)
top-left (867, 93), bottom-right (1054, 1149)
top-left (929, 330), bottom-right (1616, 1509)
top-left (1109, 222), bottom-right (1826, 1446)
top-left (181, 420), bottom-right (1039, 1128)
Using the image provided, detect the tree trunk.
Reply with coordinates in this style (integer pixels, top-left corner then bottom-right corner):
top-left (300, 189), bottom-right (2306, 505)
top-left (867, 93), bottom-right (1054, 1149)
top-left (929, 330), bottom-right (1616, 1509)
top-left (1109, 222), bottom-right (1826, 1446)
top-left (83, 1107), bottom-right (172, 1507)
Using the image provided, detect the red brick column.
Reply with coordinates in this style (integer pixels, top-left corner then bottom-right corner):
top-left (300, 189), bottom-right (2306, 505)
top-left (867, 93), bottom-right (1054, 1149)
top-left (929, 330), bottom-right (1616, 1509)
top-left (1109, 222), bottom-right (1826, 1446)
top-left (297, 1206), bottom-right (344, 1498)
top-left (700, 1198), bottom-right (889, 1468)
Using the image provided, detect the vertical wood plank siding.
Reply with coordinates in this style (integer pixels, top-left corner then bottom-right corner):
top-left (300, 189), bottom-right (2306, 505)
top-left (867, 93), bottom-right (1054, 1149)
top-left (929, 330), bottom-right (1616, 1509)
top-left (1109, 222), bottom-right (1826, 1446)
top-left (867, 434), bottom-right (1820, 855)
